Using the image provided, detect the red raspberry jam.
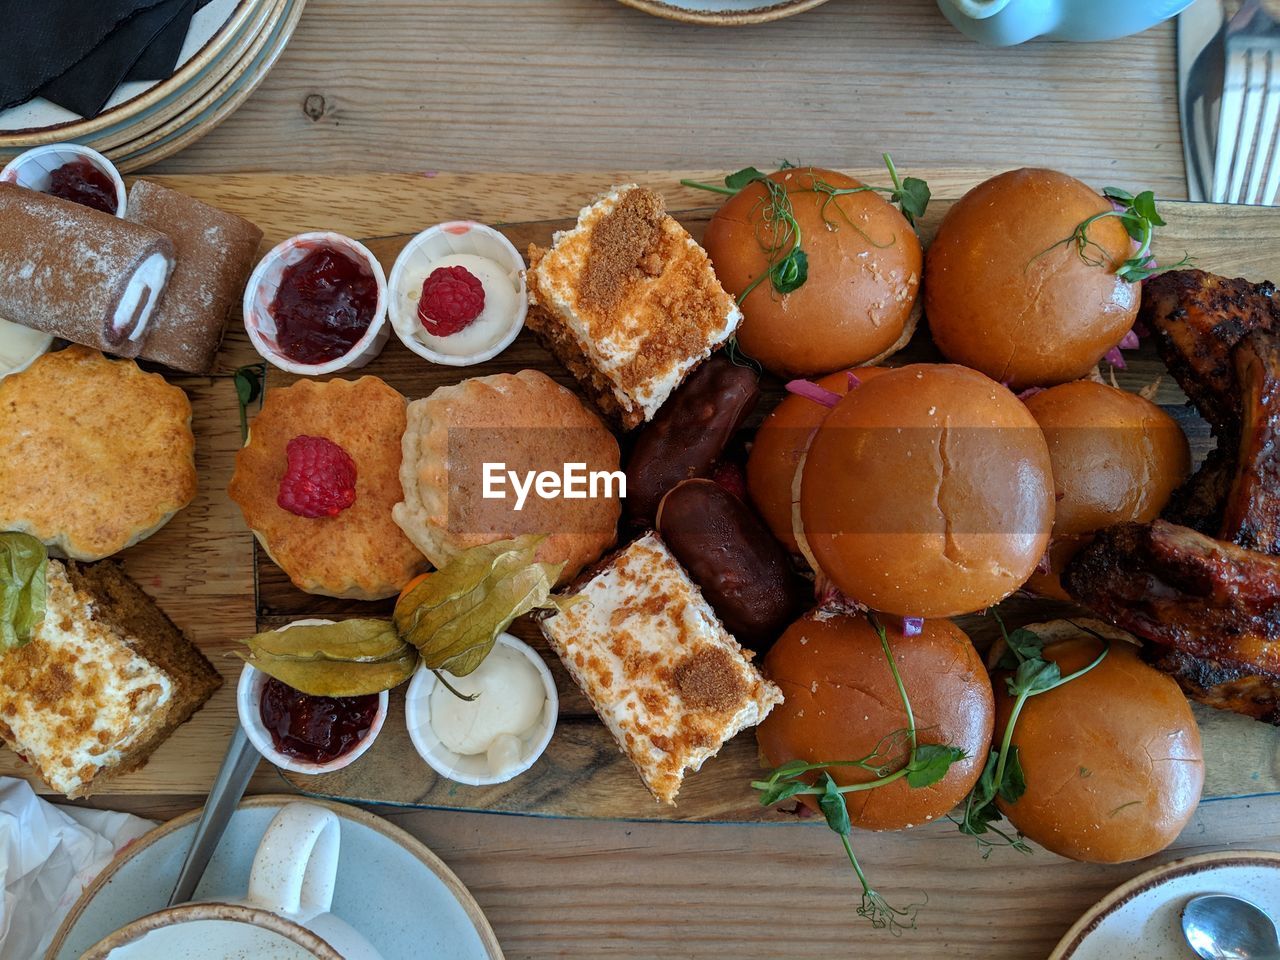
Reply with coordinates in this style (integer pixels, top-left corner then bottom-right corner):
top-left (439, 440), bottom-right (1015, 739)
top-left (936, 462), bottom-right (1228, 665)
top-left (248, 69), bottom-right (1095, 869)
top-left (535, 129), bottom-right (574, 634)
top-left (270, 246), bottom-right (379, 365)
top-left (46, 158), bottom-right (118, 214)
top-left (260, 677), bottom-right (379, 764)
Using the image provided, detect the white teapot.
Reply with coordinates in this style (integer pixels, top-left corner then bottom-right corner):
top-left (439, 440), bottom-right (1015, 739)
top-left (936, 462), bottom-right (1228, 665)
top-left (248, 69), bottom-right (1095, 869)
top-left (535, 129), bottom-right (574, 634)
top-left (937, 0), bottom-right (1194, 45)
top-left (82, 803), bottom-right (384, 960)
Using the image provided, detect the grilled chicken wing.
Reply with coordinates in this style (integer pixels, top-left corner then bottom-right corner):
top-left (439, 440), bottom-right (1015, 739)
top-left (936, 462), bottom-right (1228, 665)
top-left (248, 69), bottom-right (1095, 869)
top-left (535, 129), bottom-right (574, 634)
top-left (1222, 329), bottom-right (1280, 554)
top-left (1064, 520), bottom-right (1280, 721)
top-left (1140, 268), bottom-right (1280, 433)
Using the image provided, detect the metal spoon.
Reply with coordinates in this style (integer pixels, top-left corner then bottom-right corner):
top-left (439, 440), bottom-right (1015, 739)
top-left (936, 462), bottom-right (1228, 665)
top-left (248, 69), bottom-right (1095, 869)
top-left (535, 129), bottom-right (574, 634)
top-left (166, 726), bottom-right (261, 905)
top-left (1183, 894), bottom-right (1280, 960)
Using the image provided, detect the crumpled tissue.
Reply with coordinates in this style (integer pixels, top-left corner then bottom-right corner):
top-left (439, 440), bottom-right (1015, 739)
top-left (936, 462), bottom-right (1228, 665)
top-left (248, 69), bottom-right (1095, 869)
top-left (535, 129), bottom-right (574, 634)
top-left (0, 777), bottom-right (154, 960)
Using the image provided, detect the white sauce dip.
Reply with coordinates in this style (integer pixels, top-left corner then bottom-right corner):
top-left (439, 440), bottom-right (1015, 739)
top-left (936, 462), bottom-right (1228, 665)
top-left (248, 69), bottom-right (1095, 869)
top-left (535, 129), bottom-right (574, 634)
top-left (0, 317), bottom-right (52, 378)
top-left (396, 252), bottom-right (518, 358)
top-left (429, 644), bottom-right (546, 775)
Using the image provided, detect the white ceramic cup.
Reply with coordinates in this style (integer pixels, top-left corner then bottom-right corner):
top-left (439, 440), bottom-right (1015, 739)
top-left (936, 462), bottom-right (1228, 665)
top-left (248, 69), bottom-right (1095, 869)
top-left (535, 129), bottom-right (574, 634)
top-left (83, 803), bottom-right (383, 960)
top-left (243, 231), bottom-right (390, 375)
top-left (0, 143), bottom-right (127, 217)
top-left (237, 619), bottom-right (389, 775)
top-left (404, 632), bottom-right (558, 786)
top-left (387, 220), bottom-right (527, 366)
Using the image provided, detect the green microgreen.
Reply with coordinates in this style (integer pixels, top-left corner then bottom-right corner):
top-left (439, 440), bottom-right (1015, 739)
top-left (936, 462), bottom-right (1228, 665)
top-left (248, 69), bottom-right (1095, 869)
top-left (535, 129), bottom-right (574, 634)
top-left (1036, 187), bottom-right (1191, 283)
top-left (751, 613), bottom-right (963, 934)
top-left (680, 154), bottom-right (929, 303)
top-left (233, 362), bottom-right (267, 445)
top-left (954, 613), bottom-right (1110, 857)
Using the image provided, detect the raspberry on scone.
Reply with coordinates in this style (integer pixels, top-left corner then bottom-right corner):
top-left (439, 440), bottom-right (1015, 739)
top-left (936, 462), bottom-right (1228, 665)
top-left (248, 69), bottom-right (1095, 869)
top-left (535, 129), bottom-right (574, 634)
top-left (277, 435), bottom-right (358, 518)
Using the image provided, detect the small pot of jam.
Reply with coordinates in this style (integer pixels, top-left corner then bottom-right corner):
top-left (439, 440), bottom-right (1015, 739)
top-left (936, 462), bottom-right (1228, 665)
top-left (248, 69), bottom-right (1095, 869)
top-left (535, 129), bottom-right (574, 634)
top-left (46, 158), bottom-right (119, 214)
top-left (259, 677), bottom-right (381, 765)
top-left (243, 232), bottom-right (390, 375)
top-left (0, 144), bottom-right (125, 217)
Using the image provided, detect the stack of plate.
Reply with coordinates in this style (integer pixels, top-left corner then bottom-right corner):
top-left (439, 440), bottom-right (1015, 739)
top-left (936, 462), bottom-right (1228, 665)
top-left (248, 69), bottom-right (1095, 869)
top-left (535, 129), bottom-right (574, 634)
top-left (0, 0), bottom-right (306, 174)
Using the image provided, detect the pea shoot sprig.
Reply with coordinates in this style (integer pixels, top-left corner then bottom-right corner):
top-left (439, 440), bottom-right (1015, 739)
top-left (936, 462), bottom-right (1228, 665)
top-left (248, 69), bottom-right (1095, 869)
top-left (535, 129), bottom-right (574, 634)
top-left (680, 154), bottom-right (930, 304)
top-left (752, 614), bottom-right (964, 935)
top-left (1039, 187), bottom-right (1191, 284)
top-left (233, 362), bottom-right (266, 445)
top-left (953, 615), bottom-right (1111, 856)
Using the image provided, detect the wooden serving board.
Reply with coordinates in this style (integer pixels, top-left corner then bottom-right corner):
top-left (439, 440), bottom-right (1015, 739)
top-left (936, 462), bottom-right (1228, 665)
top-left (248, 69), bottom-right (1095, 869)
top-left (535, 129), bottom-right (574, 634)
top-left (5, 172), bottom-right (1279, 821)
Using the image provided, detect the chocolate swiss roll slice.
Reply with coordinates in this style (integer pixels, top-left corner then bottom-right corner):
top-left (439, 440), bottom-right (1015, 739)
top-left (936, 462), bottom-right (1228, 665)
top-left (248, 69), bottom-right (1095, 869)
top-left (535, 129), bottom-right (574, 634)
top-left (125, 180), bottom-right (264, 374)
top-left (0, 183), bottom-right (174, 352)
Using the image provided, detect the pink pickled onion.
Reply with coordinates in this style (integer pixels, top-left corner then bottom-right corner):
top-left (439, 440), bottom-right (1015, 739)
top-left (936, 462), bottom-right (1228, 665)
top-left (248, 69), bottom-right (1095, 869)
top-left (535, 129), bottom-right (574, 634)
top-left (1017, 386), bottom-right (1046, 402)
top-left (900, 616), bottom-right (924, 637)
top-left (846, 371), bottom-right (862, 391)
top-left (1103, 346), bottom-right (1127, 369)
top-left (1118, 329), bottom-right (1140, 350)
top-left (786, 379), bottom-right (842, 408)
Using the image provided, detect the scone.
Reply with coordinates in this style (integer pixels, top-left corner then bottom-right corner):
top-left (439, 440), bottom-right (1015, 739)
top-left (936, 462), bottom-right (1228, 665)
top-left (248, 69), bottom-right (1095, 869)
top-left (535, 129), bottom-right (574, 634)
top-left (393, 369), bottom-right (621, 584)
top-left (229, 376), bottom-right (427, 600)
top-left (526, 185), bottom-right (742, 429)
top-left (0, 346), bottom-right (197, 560)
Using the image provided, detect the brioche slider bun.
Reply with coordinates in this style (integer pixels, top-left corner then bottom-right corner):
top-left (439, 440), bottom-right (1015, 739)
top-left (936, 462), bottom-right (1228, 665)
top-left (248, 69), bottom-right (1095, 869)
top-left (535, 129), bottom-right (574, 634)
top-left (757, 613), bottom-right (993, 831)
top-left (799, 364), bottom-right (1054, 618)
top-left (746, 367), bottom-right (889, 552)
top-left (1023, 381), bottom-right (1191, 599)
top-left (925, 168), bottom-right (1140, 390)
top-left (992, 619), bottom-right (1204, 863)
top-left (703, 168), bottom-right (922, 378)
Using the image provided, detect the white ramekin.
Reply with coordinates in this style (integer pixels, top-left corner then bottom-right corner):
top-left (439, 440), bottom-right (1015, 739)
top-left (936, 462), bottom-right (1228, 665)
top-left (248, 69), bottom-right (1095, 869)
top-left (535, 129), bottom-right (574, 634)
top-left (387, 221), bottom-right (527, 367)
top-left (237, 618), bottom-right (389, 775)
top-left (0, 143), bottom-right (127, 218)
top-left (404, 632), bottom-right (558, 786)
top-left (242, 231), bottom-right (390, 375)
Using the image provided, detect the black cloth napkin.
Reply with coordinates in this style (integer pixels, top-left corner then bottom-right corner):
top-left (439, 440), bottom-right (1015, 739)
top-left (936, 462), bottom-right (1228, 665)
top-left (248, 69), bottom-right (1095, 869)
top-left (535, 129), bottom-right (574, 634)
top-left (0, 0), bottom-right (168, 112)
top-left (39, 0), bottom-right (193, 118)
top-left (128, 0), bottom-right (210, 82)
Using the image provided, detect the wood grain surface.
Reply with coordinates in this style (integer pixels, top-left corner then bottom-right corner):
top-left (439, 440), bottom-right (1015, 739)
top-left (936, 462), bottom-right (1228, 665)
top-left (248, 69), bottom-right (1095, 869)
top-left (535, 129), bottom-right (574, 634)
top-left (13, 0), bottom-right (1277, 953)
top-left (148, 0), bottom-right (1189, 197)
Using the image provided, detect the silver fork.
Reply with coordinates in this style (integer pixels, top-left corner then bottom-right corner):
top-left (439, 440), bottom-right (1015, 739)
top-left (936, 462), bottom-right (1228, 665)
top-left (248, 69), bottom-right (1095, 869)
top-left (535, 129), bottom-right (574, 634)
top-left (1213, 0), bottom-right (1280, 204)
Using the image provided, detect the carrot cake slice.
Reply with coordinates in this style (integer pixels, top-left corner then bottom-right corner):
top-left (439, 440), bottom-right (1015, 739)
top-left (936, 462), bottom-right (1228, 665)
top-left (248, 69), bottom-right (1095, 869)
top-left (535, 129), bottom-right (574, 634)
top-left (540, 532), bottom-right (781, 804)
top-left (526, 185), bottom-right (742, 429)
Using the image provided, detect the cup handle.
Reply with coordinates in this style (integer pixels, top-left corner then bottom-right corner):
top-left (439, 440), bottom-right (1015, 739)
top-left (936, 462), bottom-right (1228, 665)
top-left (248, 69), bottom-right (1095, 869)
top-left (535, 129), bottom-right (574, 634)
top-left (246, 802), bottom-right (340, 921)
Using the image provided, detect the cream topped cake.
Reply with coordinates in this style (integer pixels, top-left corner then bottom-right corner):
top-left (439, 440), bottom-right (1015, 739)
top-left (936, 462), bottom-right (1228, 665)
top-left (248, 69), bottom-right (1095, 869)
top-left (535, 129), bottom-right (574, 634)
top-left (0, 560), bottom-right (220, 797)
top-left (540, 532), bottom-right (782, 804)
top-left (526, 185), bottom-right (742, 429)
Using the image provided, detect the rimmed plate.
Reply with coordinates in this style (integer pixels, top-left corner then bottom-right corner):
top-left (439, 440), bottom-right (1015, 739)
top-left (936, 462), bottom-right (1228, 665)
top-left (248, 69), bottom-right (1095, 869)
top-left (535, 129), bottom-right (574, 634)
top-left (47, 794), bottom-right (504, 960)
top-left (106, 0), bottom-right (292, 159)
top-left (1050, 850), bottom-right (1280, 960)
top-left (0, 0), bottom-right (264, 146)
top-left (87, 0), bottom-right (285, 153)
top-left (109, 0), bottom-right (305, 172)
top-left (615, 0), bottom-right (831, 25)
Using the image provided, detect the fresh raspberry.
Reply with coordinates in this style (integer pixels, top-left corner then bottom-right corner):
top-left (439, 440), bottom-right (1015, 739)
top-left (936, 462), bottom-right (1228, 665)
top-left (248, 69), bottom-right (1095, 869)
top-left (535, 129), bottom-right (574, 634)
top-left (709, 460), bottom-right (747, 501)
top-left (278, 435), bottom-right (357, 518)
top-left (417, 265), bottom-right (485, 336)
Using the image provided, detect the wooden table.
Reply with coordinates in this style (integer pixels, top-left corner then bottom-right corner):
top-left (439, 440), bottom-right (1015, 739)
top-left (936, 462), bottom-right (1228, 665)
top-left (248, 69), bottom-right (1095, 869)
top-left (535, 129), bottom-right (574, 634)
top-left (50, 2), bottom-right (1280, 957)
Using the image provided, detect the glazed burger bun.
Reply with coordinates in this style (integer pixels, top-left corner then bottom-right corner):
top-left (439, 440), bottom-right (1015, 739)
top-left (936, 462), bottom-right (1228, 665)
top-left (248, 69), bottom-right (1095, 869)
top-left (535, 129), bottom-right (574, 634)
top-left (925, 168), bottom-right (1140, 389)
top-left (995, 619), bottom-right (1204, 863)
top-left (1023, 381), bottom-right (1191, 599)
top-left (799, 364), bottom-right (1054, 618)
top-left (746, 367), bottom-right (889, 552)
top-left (703, 168), bottom-right (922, 378)
top-left (757, 613), bottom-right (993, 831)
